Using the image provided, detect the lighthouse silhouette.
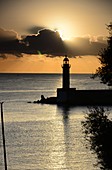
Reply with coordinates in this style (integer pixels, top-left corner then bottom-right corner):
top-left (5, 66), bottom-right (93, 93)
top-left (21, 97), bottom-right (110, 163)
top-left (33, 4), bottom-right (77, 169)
top-left (57, 55), bottom-right (76, 103)
top-left (62, 55), bottom-right (71, 89)
top-left (37, 55), bottom-right (112, 105)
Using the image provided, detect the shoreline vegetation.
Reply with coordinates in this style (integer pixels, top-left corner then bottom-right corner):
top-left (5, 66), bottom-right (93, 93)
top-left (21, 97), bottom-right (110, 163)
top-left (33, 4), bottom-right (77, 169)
top-left (82, 106), bottom-right (112, 169)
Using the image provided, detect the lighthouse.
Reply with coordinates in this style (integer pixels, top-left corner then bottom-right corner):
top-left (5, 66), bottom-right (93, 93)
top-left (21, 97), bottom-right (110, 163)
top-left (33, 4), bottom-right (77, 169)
top-left (57, 55), bottom-right (76, 103)
top-left (62, 55), bottom-right (71, 89)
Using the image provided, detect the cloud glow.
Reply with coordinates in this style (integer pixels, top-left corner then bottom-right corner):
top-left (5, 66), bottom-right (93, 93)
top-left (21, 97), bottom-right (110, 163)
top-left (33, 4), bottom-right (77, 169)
top-left (0, 0), bottom-right (111, 73)
top-left (56, 29), bottom-right (73, 40)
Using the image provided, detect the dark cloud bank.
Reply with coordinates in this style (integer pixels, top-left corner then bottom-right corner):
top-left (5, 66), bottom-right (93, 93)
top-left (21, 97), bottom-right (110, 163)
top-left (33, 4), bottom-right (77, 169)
top-left (0, 27), bottom-right (107, 58)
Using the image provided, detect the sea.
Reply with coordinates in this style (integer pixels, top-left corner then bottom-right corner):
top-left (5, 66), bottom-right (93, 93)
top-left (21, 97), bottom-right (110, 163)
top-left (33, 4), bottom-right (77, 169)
top-left (0, 73), bottom-right (112, 170)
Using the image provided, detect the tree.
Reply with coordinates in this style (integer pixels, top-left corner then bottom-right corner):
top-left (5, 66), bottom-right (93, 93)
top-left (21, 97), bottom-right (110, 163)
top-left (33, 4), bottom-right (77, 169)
top-left (82, 106), bottom-right (112, 169)
top-left (93, 23), bottom-right (112, 86)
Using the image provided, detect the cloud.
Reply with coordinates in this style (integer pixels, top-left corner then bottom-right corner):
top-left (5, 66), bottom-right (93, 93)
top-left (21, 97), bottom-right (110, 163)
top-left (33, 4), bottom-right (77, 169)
top-left (0, 54), bottom-right (7, 59)
top-left (0, 27), bottom-right (107, 58)
top-left (0, 28), bottom-right (25, 57)
top-left (64, 36), bottom-right (107, 56)
top-left (23, 29), bottom-right (66, 55)
top-left (0, 28), bottom-right (24, 58)
top-left (96, 36), bottom-right (107, 43)
top-left (0, 28), bottom-right (18, 40)
top-left (27, 26), bottom-right (45, 34)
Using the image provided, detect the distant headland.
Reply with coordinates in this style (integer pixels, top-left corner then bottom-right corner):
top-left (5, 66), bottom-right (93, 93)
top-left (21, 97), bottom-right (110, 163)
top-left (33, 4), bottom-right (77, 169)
top-left (34, 56), bottom-right (112, 106)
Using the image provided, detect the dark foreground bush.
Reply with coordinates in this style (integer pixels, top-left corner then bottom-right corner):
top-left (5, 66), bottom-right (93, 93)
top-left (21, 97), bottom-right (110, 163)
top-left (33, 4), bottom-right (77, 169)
top-left (82, 106), bottom-right (112, 170)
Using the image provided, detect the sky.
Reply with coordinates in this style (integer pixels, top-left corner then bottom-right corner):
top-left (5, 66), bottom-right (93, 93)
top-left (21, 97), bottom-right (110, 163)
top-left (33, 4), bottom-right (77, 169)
top-left (0, 0), bottom-right (112, 73)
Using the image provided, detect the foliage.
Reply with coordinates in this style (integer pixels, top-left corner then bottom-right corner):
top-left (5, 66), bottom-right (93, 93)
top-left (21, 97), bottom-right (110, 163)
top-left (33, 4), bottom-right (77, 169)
top-left (93, 23), bottom-right (112, 86)
top-left (82, 106), bottom-right (112, 170)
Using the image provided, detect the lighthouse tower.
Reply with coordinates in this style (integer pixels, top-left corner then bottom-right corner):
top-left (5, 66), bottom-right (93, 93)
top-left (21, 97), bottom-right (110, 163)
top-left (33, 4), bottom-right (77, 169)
top-left (62, 55), bottom-right (71, 89)
top-left (57, 55), bottom-right (76, 103)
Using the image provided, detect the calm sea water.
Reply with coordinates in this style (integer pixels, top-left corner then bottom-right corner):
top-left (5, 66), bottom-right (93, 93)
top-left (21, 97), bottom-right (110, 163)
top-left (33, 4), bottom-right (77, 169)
top-left (0, 73), bottom-right (111, 170)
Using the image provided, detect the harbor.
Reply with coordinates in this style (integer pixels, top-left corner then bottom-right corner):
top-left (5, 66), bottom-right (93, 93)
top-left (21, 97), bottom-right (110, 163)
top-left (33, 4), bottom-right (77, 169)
top-left (36, 56), bottom-right (112, 105)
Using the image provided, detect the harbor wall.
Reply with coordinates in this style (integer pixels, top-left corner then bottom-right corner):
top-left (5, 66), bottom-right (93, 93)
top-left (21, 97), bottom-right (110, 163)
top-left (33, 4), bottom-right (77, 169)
top-left (57, 88), bottom-right (112, 105)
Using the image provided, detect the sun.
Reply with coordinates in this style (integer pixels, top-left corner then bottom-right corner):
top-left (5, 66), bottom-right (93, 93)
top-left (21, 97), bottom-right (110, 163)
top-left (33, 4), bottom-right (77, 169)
top-left (56, 29), bottom-right (72, 41)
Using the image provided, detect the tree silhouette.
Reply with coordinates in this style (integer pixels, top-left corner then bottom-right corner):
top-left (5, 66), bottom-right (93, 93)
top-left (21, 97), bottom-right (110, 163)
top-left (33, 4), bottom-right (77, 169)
top-left (93, 23), bottom-right (112, 86)
top-left (82, 106), bottom-right (112, 169)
